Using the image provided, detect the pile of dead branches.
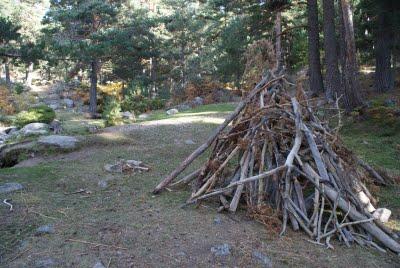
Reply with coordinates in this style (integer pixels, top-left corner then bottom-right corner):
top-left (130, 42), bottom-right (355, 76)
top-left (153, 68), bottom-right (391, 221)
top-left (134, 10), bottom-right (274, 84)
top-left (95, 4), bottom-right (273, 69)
top-left (153, 73), bottom-right (400, 253)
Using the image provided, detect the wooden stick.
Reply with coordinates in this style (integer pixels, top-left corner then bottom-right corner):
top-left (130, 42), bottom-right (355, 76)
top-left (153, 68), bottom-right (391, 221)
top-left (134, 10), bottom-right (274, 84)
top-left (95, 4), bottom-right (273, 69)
top-left (65, 239), bottom-right (128, 250)
top-left (153, 75), bottom-right (284, 194)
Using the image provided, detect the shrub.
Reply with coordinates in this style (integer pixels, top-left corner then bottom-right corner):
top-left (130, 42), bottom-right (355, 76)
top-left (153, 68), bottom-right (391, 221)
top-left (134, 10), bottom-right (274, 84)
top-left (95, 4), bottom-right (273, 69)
top-left (121, 94), bottom-right (166, 114)
top-left (0, 85), bottom-right (15, 115)
top-left (102, 97), bottom-right (122, 126)
top-left (13, 83), bottom-right (24, 95)
top-left (14, 105), bottom-right (56, 127)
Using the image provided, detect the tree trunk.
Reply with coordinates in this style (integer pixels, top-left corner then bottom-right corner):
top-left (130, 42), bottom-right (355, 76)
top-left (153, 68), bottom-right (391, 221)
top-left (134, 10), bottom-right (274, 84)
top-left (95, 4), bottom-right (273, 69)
top-left (339, 0), bottom-right (363, 110)
top-left (25, 62), bottom-right (34, 87)
top-left (307, 0), bottom-right (324, 95)
top-left (374, 10), bottom-right (394, 92)
top-left (322, 0), bottom-right (341, 101)
top-left (5, 59), bottom-right (11, 88)
top-left (275, 11), bottom-right (283, 71)
top-left (89, 60), bottom-right (98, 115)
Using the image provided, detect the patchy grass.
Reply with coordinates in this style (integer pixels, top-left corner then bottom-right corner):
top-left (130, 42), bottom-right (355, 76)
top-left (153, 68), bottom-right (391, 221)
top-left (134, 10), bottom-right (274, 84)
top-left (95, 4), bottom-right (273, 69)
top-left (341, 120), bottom-right (400, 174)
top-left (1, 103), bottom-right (400, 267)
top-left (136, 102), bottom-right (236, 122)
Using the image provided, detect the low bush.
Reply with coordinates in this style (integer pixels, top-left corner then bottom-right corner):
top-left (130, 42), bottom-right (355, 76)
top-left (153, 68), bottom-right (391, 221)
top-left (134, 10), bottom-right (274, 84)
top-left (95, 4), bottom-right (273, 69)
top-left (102, 97), bottom-right (123, 126)
top-left (121, 94), bottom-right (166, 114)
top-left (14, 105), bottom-right (56, 127)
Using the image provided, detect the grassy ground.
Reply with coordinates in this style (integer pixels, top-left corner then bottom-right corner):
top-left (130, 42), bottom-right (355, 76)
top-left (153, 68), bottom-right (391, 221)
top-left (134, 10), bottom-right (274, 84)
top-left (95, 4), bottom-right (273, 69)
top-left (0, 103), bottom-right (399, 267)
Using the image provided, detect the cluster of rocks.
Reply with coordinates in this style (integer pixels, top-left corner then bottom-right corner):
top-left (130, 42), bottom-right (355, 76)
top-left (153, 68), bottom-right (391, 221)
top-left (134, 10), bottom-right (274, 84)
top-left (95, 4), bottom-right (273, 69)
top-left (166, 96), bottom-right (204, 115)
top-left (36, 80), bottom-right (87, 113)
top-left (0, 123), bottom-right (65, 145)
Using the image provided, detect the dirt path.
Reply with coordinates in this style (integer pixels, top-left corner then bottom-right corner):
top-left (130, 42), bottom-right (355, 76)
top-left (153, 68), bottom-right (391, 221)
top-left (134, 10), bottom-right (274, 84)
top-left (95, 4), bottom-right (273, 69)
top-left (1, 113), bottom-right (399, 267)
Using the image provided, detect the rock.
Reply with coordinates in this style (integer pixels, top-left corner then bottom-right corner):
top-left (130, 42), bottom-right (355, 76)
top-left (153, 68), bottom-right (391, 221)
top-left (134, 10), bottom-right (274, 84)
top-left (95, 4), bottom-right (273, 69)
top-left (98, 180), bottom-right (108, 189)
top-left (213, 217), bottom-right (222, 225)
top-left (121, 111), bottom-right (135, 120)
top-left (104, 163), bottom-right (122, 173)
top-left (384, 99), bottom-right (396, 107)
top-left (0, 126), bottom-right (18, 135)
top-left (93, 261), bottom-right (106, 268)
top-left (373, 208), bottom-right (392, 223)
top-left (48, 103), bottom-right (59, 110)
top-left (166, 108), bottom-right (179, 115)
top-left (184, 139), bottom-right (195, 145)
top-left (49, 120), bottom-right (63, 134)
top-left (38, 135), bottom-right (78, 149)
top-left (211, 243), bottom-right (231, 257)
top-left (20, 123), bottom-right (50, 136)
top-left (193, 96), bottom-right (204, 106)
top-left (252, 250), bottom-right (272, 267)
top-left (0, 182), bottom-right (23, 194)
top-left (138, 113), bottom-right (150, 120)
top-left (175, 104), bottom-right (191, 111)
top-left (36, 224), bottom-right (55, 235)
top-left (63, 98), bottom-right (74, 108)
top-left (35, 258), bottom-right (57, 268)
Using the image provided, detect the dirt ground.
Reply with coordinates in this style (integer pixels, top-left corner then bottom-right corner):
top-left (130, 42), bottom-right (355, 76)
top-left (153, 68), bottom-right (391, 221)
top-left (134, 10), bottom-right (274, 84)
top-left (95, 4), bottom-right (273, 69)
top-left (1, 112), bottom-right (399, 267)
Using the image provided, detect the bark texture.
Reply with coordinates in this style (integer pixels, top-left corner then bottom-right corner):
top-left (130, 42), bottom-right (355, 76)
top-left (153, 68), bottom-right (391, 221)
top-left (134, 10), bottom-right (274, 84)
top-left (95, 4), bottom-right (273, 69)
top-left (89, 60), bottom-right (98, 115)
top-left (374, 10), bottom-right (394, 92)
top-left (307, 0), bottom-right (324, 94)
top-left (339, 0), bottom-right (364, 110)
top-left (322, 0), bottom-right (341, 100)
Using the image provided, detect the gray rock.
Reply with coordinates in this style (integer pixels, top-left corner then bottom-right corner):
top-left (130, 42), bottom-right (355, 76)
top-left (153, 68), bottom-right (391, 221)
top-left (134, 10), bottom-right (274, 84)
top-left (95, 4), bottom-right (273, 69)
top-left (0, 126), bottom-right (18, 135)
top-left (384, 99), bottom-right (396, 107)
top-left (36, 224), bottom-right (55, 235)
top-left (63, 98), bottom-right (74, 108)
top-left (20, 123), bottom-right (50, 136)
top-left (121, 111), bottom-right (135, 120)
top-left (166, 108), bottom-right (179, 115)
top-left (176, 104), bottom-right (191, 111)
top-left (138, 113), bottom-right (150, 120)
top-left (49, 103), bottom-right (59, 110)
top-left (0, 182), bottom-right (24, 194)
top-left (213, 217), bottom-right (222, 225)
top-left (211, 243), bottom-right (231, 257)
top-left (98, 180), bottom-right (108, 189)
top-left (193, 96), bottom-right (204, 106)
top-left (252, 250), bottom-right (272, 267)
top-left (93, 261), bottom-right (106, 268)
top-left (184, 139), bottom-right (195, 145)
top-left (35, 258), bottom-right (56, 268)
top-left (373, 208), bottom-right (392, 223)
top-left (38, 135), bottom-right (78, 149)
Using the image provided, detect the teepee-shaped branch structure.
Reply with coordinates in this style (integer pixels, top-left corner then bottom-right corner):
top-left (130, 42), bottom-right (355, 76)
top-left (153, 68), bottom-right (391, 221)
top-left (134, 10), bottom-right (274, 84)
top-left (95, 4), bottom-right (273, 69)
top-left (153, 73), bottom-right (399, 253)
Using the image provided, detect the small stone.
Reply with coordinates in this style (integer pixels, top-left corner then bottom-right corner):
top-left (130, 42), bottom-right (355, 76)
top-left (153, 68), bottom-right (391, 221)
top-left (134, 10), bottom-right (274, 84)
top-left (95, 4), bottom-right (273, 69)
top-left (138, 113), bottom-right (150, 120)
top-left (166, 108), bottom-right (179, 115)
top-left (211, 243), bottom-right (231, 256)
top-left (252, 250), bottom-right (272, 267)
top-left (35, 258), bottom-right (56, 268)
top-left (176, 104), bottom-right (191, 111)
top-left (121, 111), bottom-right (135, 120)
top-left (104, 163), bottom-right (122, 173)
top-left (213, 217), bottom-right (222, 225)
top-left (49, 104), bottom-right (59, 110)
top-left (184, 139), bottom-right (195, 145)
top-left (373, 208), bottom-right (392, 223)
top-left (36, 224), bottom-right (55, 235)
top-left (63, 98), bottom-right (74, 108)
top-left (193, 96), bottom-right (204, 106)
top-left (98, 180), bottom-right (108, 189)
top-left (0, 182), bottom-right (23, 194)
top-left (93, 261), bottom-right (106, 268)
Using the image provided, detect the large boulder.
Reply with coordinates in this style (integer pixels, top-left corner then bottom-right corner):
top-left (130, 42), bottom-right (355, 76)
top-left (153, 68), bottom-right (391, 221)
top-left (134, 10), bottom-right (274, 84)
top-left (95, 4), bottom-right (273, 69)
top-left (20, 123), bottom-right (50, 136)
top-left (38, 135), bottom-right (79, 149)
